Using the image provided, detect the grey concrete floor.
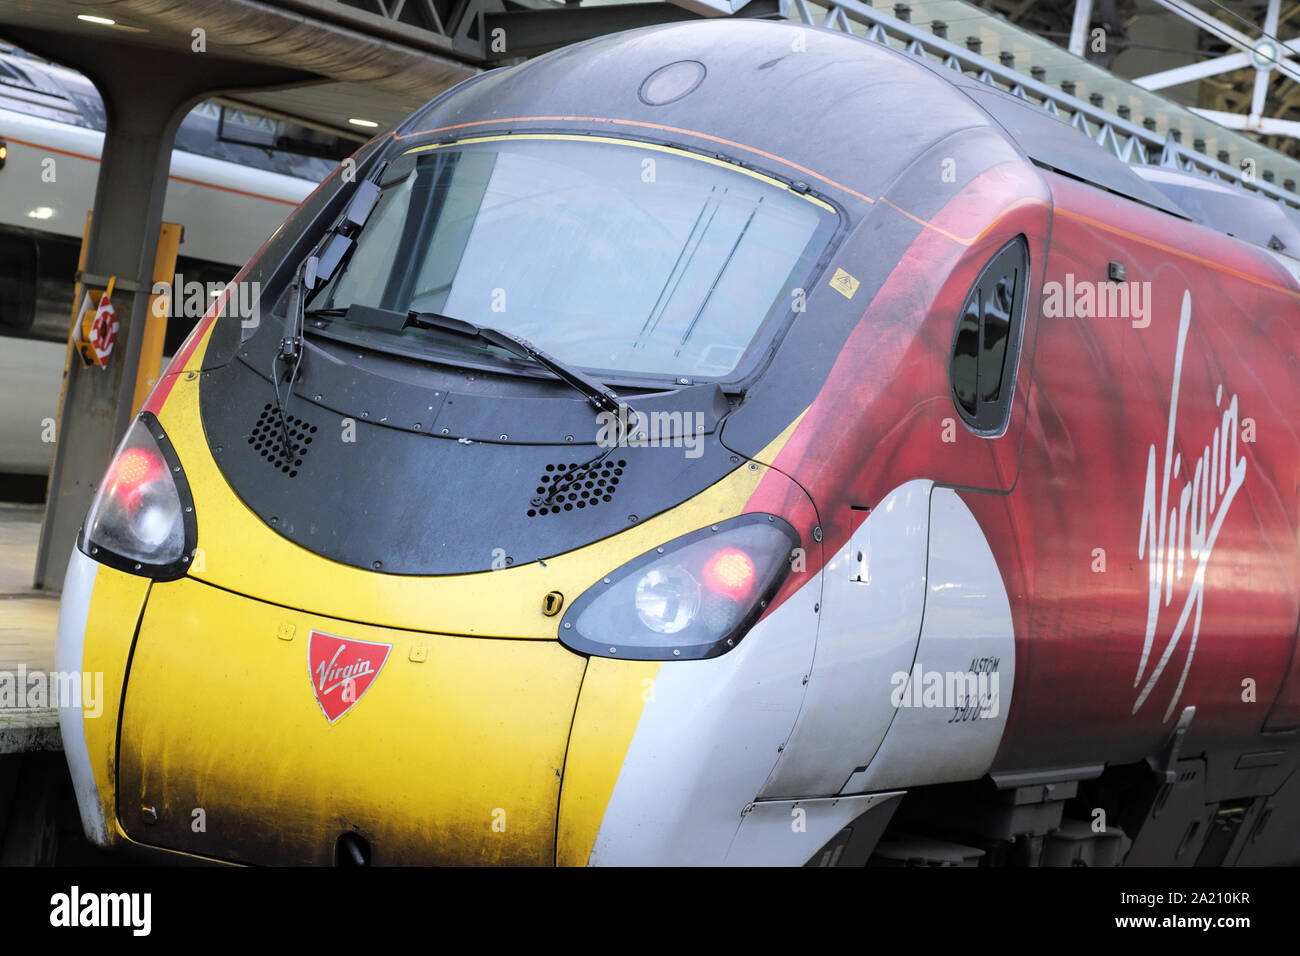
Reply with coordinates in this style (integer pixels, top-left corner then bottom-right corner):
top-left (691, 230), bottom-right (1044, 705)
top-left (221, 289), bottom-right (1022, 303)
top-left (0, 503), bottom-right (59, 752)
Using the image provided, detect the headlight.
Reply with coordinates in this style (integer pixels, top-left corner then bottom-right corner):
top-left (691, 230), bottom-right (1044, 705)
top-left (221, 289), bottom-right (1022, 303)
top-left (80, 412), bottom-right (197, 579)
top-left (560, 514), bottom-right (800, 660)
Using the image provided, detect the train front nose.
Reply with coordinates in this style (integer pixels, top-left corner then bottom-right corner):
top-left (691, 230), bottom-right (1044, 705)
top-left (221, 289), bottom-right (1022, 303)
top-left (114, 576), bottom-right (584, 865)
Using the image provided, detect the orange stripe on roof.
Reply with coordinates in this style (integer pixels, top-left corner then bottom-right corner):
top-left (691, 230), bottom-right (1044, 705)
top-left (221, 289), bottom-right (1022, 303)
top-left (1055, 207), bottom-right (1300, 300)
top-left (878, 196), bottom-right (1049, 246)
top-left (396, 116), bottom-right (875, 204)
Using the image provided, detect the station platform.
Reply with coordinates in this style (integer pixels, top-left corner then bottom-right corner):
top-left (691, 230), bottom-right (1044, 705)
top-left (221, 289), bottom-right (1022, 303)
top-left (0, 504), bottom-right (60, 755)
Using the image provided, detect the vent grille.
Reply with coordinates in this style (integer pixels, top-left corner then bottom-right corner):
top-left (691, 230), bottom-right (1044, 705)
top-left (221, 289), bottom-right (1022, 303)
top-left (249, 403), bottom-right (316, 478)
top-left (528, 458), bottom-right (626, 517)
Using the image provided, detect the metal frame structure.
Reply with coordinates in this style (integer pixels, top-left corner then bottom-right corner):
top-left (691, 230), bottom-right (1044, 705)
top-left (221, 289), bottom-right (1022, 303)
top-left (1137, 0), bottom-right (1300, 140)
top-left (776, 0), bottom-right (1300, 208)
top-left (273, 0), bottom-right (779, 62)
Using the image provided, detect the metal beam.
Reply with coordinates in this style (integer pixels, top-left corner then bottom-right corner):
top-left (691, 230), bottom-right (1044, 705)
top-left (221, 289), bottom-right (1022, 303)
top-left (1069, 0), bottom-right (1094, 57)
top-left (1135, 50), bottom-right (1256, 90)
top-left (1193, 106), bottom-right (1300, 138)
top-left (1145, 0), bottom-right (1300, 84)
top-left (481, 0), bottom-right (777, 62)
top-left (482, 3), bottom-right (703, 60)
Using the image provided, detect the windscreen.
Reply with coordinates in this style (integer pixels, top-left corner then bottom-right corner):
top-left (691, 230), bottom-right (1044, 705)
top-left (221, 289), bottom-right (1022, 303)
top-left (309, 136), bottom-right (836, 379)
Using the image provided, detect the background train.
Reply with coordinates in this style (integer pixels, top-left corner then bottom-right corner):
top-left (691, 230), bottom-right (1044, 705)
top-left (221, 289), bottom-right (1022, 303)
top-left (0, 45), bottom-right (332, 475)
top-left (57, 19), bottom-right (1300, 866)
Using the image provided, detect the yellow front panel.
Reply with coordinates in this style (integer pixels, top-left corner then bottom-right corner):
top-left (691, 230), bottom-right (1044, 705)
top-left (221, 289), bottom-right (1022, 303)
top-left (556, 657), bottom-right (660, 866)
top-left (117, 576), bottom-right (586, 864)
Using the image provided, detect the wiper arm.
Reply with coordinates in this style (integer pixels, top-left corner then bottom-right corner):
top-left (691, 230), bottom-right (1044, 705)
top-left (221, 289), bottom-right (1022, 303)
top-left (407, 310), bottom-right (632, 420)
top-left (406, 311), bottom-right (643, 511)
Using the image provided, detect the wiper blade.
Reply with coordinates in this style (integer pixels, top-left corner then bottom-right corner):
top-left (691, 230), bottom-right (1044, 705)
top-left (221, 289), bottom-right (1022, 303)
top-left (407, 310), bottom-right (631, 419)
top-left (405, 311), bottom-right (642, 512)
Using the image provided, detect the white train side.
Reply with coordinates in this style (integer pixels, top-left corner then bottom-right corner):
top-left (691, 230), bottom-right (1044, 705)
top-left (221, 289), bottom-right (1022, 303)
top-left (0, 50), bottom-right (331, 474)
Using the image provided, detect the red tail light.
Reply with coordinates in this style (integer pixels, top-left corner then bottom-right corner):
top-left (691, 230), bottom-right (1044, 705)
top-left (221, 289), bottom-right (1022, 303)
top-left (104, 447), bottom-right (166, 510)
top-left (702, 547), bottom-right (756, 599)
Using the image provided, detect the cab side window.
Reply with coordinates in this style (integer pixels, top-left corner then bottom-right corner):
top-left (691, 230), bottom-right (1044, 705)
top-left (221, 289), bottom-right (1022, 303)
top-left (948, 236), bottom-right (1028, 435)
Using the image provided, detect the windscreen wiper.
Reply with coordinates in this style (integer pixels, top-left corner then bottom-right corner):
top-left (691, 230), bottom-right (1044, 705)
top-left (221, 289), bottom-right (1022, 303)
top-left (406, 310), bottom-right (633, 421)
top-left (405, 311), bottom-right (644, 510)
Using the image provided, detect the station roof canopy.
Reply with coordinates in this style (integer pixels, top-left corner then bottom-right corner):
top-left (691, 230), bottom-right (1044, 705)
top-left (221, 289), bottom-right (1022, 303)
top-left (0, 0), bottom-right (763, 137)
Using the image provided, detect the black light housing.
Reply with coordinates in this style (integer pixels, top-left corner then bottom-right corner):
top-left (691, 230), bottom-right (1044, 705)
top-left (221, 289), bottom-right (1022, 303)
top-left (79, 412), bottom-right (198, 580)
top-left (559, 513), bottom-right (800, 661)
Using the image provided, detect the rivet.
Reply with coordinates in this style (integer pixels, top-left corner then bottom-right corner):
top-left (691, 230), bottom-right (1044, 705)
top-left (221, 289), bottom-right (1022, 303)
top-left (672, 649), bottom-right (680, 656)
top-left (563, 622), bottom-right (572, 629)
top-left (373, 560), bottom-right (382, 570)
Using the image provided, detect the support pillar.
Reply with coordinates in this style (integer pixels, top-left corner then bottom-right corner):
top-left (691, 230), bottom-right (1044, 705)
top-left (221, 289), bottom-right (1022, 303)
top-left (0, 28), bottom-right (314, 589)
top-left (1069, 0), bottom-right (1094, 56)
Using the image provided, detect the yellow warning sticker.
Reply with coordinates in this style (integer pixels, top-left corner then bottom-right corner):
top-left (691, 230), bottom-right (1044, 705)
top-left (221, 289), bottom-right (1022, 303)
top-left (829, 267), bottom-right (860, 300)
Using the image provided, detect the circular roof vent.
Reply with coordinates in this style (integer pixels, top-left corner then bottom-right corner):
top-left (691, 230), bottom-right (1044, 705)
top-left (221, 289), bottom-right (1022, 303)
top-left (639, 60), bottom-right (706, 106)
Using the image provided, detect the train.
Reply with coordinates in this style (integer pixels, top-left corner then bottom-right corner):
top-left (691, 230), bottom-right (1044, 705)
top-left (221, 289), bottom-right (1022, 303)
top-left (56, 19), bottom-right (1300, 866)
top-left (0, 46), bottom-right (331, 474)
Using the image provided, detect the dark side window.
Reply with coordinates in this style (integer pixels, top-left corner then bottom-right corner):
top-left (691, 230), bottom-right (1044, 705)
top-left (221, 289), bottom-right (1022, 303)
top-left (948, 236), bottom-right (1028, 434)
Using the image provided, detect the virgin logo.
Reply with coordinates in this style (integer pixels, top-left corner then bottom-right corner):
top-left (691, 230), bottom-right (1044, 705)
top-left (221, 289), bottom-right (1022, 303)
top-left (308, 631), bottom-right (392, 723)
top-left (1134, 291), bottom-right (1247, 722)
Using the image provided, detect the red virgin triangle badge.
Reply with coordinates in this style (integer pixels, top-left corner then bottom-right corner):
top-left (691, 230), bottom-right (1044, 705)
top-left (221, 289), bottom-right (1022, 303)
top-left (308, 630), bottom-right (392, 723)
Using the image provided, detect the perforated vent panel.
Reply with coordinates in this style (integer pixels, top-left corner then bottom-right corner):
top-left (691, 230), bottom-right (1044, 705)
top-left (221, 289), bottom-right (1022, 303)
top-left (248, 403), bottom-right (316, 478)
top-left (528, 458), bottom-right (627, 517)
